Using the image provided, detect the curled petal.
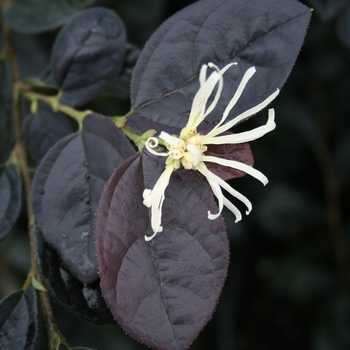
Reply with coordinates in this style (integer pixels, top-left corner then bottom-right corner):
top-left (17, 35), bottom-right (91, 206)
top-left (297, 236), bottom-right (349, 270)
top-left (144, 230), bottom-right (158, 242)
top-left (145, 137), bottom-right (168, 157)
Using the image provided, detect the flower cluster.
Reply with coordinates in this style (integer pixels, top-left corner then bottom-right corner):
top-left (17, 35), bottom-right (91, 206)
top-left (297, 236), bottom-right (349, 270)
top-left (143, 62), bottom-right (279, 241)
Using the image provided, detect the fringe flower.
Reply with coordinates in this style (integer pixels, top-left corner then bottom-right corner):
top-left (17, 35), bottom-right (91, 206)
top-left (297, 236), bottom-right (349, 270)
top-left (143, 62), bottom-right (279, 241)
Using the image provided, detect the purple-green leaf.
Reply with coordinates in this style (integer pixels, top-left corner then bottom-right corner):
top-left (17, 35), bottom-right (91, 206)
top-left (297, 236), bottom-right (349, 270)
top-left (127, 0), bottom-right (311, 135)
top-left (95, 151), bottom-right (229, 350)
top-left (31, 114), bottom-right (135, 283)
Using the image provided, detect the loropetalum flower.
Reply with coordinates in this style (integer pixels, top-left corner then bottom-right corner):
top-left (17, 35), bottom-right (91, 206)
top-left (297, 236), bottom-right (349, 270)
top-left (143, 62), bottom-right (279, 241)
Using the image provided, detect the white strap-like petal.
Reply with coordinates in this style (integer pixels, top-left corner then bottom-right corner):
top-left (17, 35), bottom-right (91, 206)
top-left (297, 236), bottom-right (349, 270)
top-left (207, 89), bottom-right (279, 138)
top-left (218, 176), bottom-right (252, 215)
top-left (202, 63), bottom-right (236, 121)
top-left (198, 163), bottom-right (252, 213)
top-left (159, 131), bottom-right (180, 146)
top-left (143, 189), bottom-right (153, 207)
top-left (208, 67), bottom-right (256, 136)
top-left (201, 71), bottom-right (223, 121)
top-left (199, 64), bottom-right (208, 86)
top-left (202, 155), bottom-right (268, 185)
top-left (197, 162), bottom-right (252, 221)
top-left (204, 175), bottom-right (224, 220)
top-left (203, 109), bottom-right (276, 145)
top-left (145, 231), bottom-right (158, 242)
top-left (206, 177), bottom-right (242, 222)
top-left (187, 71), bottom-right (221, 130)
top-left (223, 197), bottom-right (242, 223)
top-left (187, 63), bottom-right (236, 131)
top-left (144, 164), bottom-right (175, 241)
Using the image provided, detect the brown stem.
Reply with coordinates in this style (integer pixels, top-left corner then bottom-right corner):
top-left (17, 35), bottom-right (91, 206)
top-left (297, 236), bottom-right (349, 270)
top-left (20, 87), bottom-right (92, 124)
top-left (2, 20), bottom-right (70, 350)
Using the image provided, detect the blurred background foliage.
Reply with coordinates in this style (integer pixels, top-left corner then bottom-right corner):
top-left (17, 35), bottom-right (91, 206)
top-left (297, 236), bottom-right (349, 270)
top-left (1, 0), bottom-right (350, 349)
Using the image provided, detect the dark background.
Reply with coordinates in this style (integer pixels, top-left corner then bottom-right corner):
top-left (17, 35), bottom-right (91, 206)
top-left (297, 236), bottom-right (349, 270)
top-left (1, 0), bottom-right (350, 349)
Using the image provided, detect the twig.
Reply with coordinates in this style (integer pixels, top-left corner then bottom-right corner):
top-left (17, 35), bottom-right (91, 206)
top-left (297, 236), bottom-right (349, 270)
top-left (2, 20), bottom-right (70, 350)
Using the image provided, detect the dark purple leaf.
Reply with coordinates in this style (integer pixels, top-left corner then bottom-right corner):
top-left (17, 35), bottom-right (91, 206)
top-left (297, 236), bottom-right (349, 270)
top-left (22, 103), bottom-right (76, 163)
top-left (34, 226), bottom-right (114, 324)
top-left (52, 7), bottom-right (127, 106)
top-left (0, 287), bottom-right (38, 350)
top-left (202, 130), bottom-right (254, 181)
top-left (0, 165), bottom-right (22, 242)
top-left (95, 151), bottom-right (229, 350)
top-left (31, 114), bottom-right (135, 283)
top-left (0, 58), bottom-right (13, 173)
top-left (3, 0), bottom-right (95, 34)
top-left (127, 0), bottom-right (311, 135)
top-left (106, 43), bottom-right (140, 100)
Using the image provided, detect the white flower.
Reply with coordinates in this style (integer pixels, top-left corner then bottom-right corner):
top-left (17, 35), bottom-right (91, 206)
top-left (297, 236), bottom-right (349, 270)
top-left (143, 62), bottom-right (279, 241)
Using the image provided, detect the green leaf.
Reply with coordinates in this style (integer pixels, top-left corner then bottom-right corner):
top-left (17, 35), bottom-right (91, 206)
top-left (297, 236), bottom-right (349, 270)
top-left (31, 276), bottom-right (47, 292)
top-left (3, 0), bottom-right (96, 34)
top-left (0, 57), bottom-right (13, 173)
top-left (0, 287), bottom-right (38, 350)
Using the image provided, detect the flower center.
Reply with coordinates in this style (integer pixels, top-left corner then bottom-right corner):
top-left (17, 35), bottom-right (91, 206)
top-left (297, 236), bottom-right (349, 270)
top-left (167, 139), bottom-right (186, 159)
top-left (164, 133), bottom-right (207, 170)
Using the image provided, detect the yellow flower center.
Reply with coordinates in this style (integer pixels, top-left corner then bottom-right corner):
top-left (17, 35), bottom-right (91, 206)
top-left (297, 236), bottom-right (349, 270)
top-left (164, 132), bottom-right (207, 170)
